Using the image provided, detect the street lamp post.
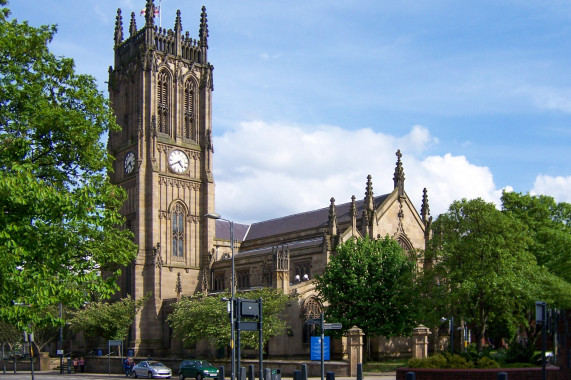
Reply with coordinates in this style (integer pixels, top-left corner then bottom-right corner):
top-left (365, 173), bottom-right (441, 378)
top-left (204, 213), bottom-right (235, 380)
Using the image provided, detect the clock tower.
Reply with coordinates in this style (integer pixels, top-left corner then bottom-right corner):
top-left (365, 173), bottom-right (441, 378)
top-left (107, 0), bottom-right (215, 354)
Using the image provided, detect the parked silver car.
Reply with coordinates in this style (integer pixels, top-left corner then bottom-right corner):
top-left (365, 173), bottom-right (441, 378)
top-left (132, 361), bottom-right (172, 378)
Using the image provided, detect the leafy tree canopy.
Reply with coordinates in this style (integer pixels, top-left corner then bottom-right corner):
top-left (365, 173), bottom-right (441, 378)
top-left (0, 1), bottom-right (137, 329)
top-left (69, 295), bottom-right (147, 342)
top-left (167, 288), bottom-right (293, 352)
top-left (501, 191), bottom-right (571, 283)
top-left (315, 236), bottom-right (419, 338)
top-left (425, 197), bottom-right (570, 351)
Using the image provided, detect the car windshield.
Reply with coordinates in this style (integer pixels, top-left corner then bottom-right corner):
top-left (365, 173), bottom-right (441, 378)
top-left (197, 361), bottom-right (212, 367)
top-left (149, 362), bottom-right (165, 367)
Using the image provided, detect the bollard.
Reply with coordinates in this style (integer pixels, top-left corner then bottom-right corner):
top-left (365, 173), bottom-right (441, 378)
top-left (497, 372), bottom-right (508, 380)
top-left (240, 367), bottom-right (247, 380)
top-left (293, 370), bottom-right (301, 380)
top-left (264, 368), bottom-right (271, 380)
top-left (405, 372), bottom-right (416, 380)
top-left (326, 372), bottom-right (335, 380)
top-left (356, 363), bottom-right (363, 380)
top-left (248, 364), bottom-right (255, 380)
top-left (218, 366), bottom-right (225, 380)
top-left (301, 364), bottom-right (308, 380)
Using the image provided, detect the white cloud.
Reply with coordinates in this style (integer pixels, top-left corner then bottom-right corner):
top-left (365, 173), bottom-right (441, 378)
top-left (531, 175), bottom-right (571, 203)
top-left (213, 121), bottom-right (505, 223)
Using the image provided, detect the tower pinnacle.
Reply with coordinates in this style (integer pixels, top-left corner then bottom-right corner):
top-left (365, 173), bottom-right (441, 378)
top-left (393, 149), bottom-right (405, 197)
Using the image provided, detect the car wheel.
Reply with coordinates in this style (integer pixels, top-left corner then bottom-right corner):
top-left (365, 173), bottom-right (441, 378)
top-left (180, 373), bottom-right (185, 380)
top-left (196, 374), bottom-right (203, 380)
top-left (149, 372), bottom-right (154, 379)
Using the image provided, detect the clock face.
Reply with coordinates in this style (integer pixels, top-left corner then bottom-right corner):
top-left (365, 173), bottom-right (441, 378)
top-left (168, 149), bottom-right (189, 174)
top-left (124, 152), bottom-right (135, 174)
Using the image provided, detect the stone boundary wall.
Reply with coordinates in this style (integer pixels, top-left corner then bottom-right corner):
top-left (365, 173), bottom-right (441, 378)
top-left (396, 367), bottom-right (561, 380)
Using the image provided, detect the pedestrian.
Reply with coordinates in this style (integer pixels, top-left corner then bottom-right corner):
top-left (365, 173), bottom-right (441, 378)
top-left (73, 357), bottom-right (79, 373)
top-left (124, 357), bottom-right (134, 377)
top-left (79, 357), bottom-right (85, 372)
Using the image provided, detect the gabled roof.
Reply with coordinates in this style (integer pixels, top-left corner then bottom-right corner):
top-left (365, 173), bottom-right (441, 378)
top-left (214, 194), bottom-right (390, 243)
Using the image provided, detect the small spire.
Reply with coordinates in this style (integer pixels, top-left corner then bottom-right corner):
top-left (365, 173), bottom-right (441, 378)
top-left (199, 6), bottom-right (209, 48)
top-left (364, 174), bottom-right (374, 213)
top-left (175, 9), bottom-right (182, 33)
top-left (114, 9), bottom-right (123, 46)
top-left (393, 149), bottom-right (405, 197)
top-left (129, 11), bottom-right (137, 37)
top-left (421, 188), bottom-right (433, 233)
top-left (328, 197), bottom-right (337, 237)
top-left (145, 0), bottom-right (155, 27)
top-left (350, 195), bottom-right (357, 233)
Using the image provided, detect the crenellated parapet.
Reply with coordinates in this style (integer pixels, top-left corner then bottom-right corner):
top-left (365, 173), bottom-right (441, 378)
top-left (112, 1), bottom-right (207, 70)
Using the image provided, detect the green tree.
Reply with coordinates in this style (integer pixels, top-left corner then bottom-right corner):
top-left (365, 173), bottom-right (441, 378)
top-left (69, 295), bottom-right (146, 341)
top-left (0, 2), bottom-right (137, 328)
top-left (425, 198), bottom-right (543, 351)
top-left (501, 191), bottom-right (571, 283)
top-left (168, 288), bottom-right (293, 353)
top-left (315, 236), bottom-right (419, 338)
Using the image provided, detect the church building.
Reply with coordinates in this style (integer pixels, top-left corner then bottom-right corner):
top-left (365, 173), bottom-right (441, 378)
top-left (107, 0), bottom-right (432, 358)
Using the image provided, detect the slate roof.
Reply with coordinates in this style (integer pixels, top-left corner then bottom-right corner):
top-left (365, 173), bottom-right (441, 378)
top-left (214, 194), bottom-right (390, 243)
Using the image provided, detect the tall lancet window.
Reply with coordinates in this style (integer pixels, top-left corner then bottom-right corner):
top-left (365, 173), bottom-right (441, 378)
top-left (172, 203), bottom-right (185, 257)
top-left (184, 80), bottom-right (195, 140)
top-left (157, 71), bottom-right (170, 135)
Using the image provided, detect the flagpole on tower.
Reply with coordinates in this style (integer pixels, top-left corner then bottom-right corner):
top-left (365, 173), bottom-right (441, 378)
top-left (158, 0), bottom-right (162, 28)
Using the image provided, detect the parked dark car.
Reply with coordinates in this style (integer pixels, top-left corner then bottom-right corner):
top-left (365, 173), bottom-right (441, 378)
top-left (178, 360), bottom-right (218, 380)
top-left (132, 361), bottom-right (172, 378)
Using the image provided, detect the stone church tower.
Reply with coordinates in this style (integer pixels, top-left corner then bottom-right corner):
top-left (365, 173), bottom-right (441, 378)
top-left (107, 0), bottom-right (215, 354)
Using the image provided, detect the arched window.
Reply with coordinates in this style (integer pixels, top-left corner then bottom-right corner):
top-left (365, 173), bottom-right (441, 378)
top-left (172, 203), bottom-right (185, 257)
top-left (302, 297), bottom-right (322, 344)
top-left (184, 80), bottom-right (195, 140)
top-left (157, 71), bottom-right (170, 135)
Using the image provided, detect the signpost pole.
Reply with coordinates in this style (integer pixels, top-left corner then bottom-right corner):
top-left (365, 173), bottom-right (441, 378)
top-left (320, 313), bottom-right (324, 380)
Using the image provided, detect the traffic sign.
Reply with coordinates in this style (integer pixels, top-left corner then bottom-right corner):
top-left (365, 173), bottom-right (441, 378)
top-left (307, 318), bottom-right (321, 324)
top-left (323, 323), bottom-right (342, 330)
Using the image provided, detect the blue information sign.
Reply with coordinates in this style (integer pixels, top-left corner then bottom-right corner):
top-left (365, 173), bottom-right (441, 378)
top-left (310, 336), bottom-right (330, 361)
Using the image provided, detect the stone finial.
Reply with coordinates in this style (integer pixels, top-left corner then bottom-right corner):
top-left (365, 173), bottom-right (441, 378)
top-left (393, 149), bottom-right (405, 197)
top-left (114, 9), bottom-right (123, 46)
top-left (328, 197), bottom-right (337, 237)
top-left (199, 6), bottom-right (208, 47)
top-left (129, 12), bottom-right (137, 37)
top-left (364, 174), bottom-right (374, 213)
top-left (145, 0), bottom-right (155, 27)
top-left (350, 195), bottom-right (357, 234)
top-left (421, 188), bottom-right (430, 223)
top-left (175, 9), bottom-right (182, 33)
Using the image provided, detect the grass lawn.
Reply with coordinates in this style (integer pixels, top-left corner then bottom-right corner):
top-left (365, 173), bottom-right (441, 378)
top-left (363, 358), bottom-right (409, 373)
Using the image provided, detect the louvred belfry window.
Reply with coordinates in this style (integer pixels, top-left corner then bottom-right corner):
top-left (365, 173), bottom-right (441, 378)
top-left (184, 81), bottom-right (195, 140)
top-left (172, 204), bottom-right (185, 257)
top-left (157, 71), bottom-right (170, 135)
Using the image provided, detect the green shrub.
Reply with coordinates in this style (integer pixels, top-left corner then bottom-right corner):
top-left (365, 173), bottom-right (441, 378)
top-left (505, 341), bottom-right (534, 364)
top-left (476, 356), bottom-right (500, 368)
top-left (446, 353), bottom-right (474, 369)
top-left (408, 353), bottom-right (448, 368)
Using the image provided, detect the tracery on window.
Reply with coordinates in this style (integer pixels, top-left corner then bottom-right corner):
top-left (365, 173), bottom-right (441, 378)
top-left (172, 203), bottom-right (185, 258)
top-left (293, 260), bottom-right (311, 281)
top-left (184, 80), bottom-right (195, 140)
top-left (213, 272), bottom-right (225, 292)
top-left (237, 270), bottom-right (250, 289)
top-left (302, 297), bottom-right (322, 344)
top-left (157, 71), bottom-right (170, 135)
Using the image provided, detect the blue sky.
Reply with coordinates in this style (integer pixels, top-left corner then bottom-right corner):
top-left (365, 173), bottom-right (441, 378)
top-left (8, 0), bottom-right (571, 223)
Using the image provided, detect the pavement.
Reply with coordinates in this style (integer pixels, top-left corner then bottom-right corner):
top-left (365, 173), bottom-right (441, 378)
top-left (0, 371), bottom-right (397, 380)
